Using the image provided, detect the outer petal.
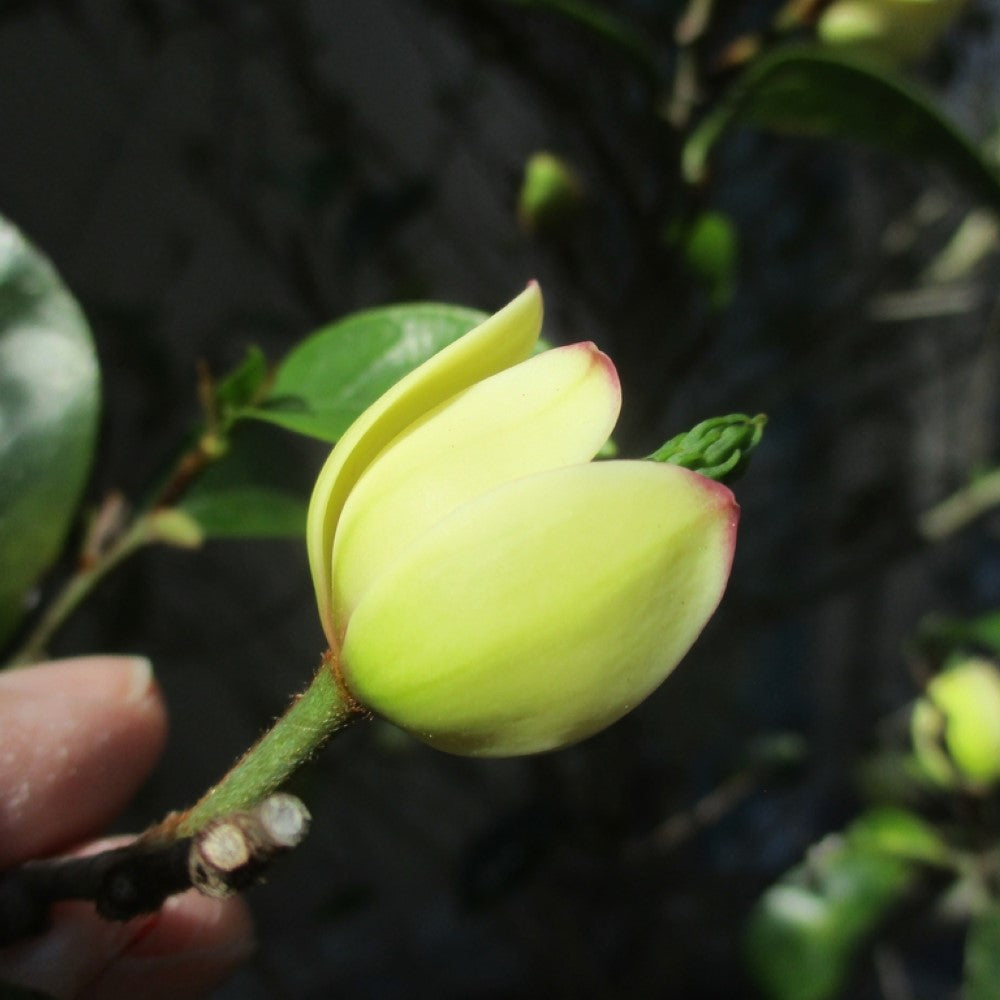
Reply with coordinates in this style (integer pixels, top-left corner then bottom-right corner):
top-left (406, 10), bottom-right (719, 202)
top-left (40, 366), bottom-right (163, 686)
top-left (341, 461), bottom-right (739, 756)
top-left (331, 342), bottom-right (621, 631)
top-left (306, 283), bottom-right (542, 645)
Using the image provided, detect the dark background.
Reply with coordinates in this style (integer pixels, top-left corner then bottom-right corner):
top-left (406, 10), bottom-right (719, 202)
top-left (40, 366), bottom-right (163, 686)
top-left (3, 1), bottom-right (1000, 996)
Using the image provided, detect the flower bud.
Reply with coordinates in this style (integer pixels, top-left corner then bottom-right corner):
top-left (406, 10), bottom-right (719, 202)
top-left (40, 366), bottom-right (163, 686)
top-left (911, 657), bottom-right (1000, 790)
top-left (517, 152), bottom-right (585, 235)
top-left (306, 283), bottom-right (739, 756)
top-left (818, 0), bottom-right (968, 66)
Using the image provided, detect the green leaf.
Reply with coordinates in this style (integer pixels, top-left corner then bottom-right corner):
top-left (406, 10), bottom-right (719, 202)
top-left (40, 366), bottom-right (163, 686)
top-left (683, 46), bottom-right (1000, 214)
top-left (845, 806), bottom-right (949, 867)
top-left (0, 216), bottom-right (100, 650)
top-left (916, 610), bottom-right (1000, 661)
top-left (242, 303), bottom-right (490, 443)
top-left (179, 424), bottom-right (313, 538)
top-left (216, 346), bottom-right (270, 414)
top-left (745, 822), bottom-right (919, 1000)
top-left (965, 903), bottom-right (1000, 1000)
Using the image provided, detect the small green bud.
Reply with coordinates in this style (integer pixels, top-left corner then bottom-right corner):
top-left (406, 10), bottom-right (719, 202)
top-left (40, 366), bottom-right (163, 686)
top-left (666, 210), bottom-right (739, 310)
top-left (148, 508), bottom-right (204, 549)
top-left (818, 0), bottom-right (969, 66)
top-left (648, 413), bottom-right (766, 482)
top-left (517, 153), bottom-right (585, 235)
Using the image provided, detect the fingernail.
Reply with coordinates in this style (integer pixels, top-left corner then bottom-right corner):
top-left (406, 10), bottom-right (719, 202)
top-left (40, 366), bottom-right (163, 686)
top-left (0, 656), bottom-right (155, 705)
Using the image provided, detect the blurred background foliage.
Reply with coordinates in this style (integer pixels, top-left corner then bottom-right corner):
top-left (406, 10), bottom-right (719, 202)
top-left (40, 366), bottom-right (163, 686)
top-left (4, 0), bottom-right (1000, 996)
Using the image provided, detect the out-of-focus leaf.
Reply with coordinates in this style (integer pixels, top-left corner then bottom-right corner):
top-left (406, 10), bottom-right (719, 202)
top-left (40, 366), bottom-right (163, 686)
top-left (965, 903), bottom-right (1000, 1000)
top-left (745, 819), bottom-right (919, 1000)
top-left (241, 303), bottom-right (489, 443)
top-left (179, 425), bottom-right (314, 538)
top-left (0, 216), bottom-right (100, 651)
top-left (917, 610), bottom-right (1000, 660)
top-left (683, 46), bottom-right (1000, 214)
top-left (845, 806), bottom-right (949, 865)
top-left (216, 346), bottom-right (270, 414)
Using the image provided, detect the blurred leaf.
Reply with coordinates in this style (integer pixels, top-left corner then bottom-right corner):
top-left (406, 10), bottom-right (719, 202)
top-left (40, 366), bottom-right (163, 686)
top-left (179, 424), bottom-right (313, 538)
top-left (242, 303), bottom-right (489, 442)
top-left (917, 610), bottom-right (1000, 660)
top-left (0, 216), bottom-right (100, 650)
top-left (216, 346), bottom-right (270, 414)
top-left (745, 820), bottom-right (920, 1000)
top-left (965, 903), bottom-right (1000, 1000)
top-left (845, 806), bottom-right (949, 866)
top-left (683, 46), bottom-right (1000, 214)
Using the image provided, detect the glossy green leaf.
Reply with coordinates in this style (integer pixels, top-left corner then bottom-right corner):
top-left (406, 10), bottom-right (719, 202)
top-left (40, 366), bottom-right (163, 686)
top-left (179, 425), bottom-right (313, 538)
top-left (0, 216), bottom-right (100, 650)
top-left (965, 903), bottom-right (1000, 1000)
top-left (242, 303), bottom-right (490, 443)
top-left (683, 46), bottom-right (1000, 214)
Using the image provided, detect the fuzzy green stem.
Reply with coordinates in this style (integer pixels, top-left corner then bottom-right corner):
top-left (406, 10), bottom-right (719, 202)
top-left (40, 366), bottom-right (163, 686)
top-left (175, 660), bottom-right (363, 838)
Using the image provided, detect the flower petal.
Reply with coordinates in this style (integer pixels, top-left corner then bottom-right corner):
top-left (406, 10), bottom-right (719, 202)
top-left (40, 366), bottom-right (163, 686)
top-left (341, 461), bottom-right (739, 756)
top-left (331, 342), bottom-right (621, 631)
top-left (306, 283), bottom-right (543, 645)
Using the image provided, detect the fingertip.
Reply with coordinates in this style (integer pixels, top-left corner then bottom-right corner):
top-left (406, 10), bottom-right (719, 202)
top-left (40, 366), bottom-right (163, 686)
top-left (0, 892), bottom-right (254, 1000)
top-left (83, 892), bottom-right (255, 1000)
top-left (0, 656), bottom-right (168, 865)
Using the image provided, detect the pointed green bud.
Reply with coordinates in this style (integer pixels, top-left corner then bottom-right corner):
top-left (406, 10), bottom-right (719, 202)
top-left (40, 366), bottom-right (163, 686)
top-left (306, 284), bottom-right (740, 756)
top-left (148, 508), bottom-right (204, 549)
top-left (648, 413), bottom-right (766, 482)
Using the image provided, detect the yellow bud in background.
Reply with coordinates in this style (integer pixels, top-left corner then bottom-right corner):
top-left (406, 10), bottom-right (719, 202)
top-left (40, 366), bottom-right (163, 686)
top-left (306, 283), bottom-right (739, 756)
top-left (818, 0), bottom-right (968, 66)
top-left (911, 657), bottom-right (1000, 790)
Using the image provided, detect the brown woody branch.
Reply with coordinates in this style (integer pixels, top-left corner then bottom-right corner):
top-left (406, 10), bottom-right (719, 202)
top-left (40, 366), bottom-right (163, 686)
top-left (0, 793), bottom-right (309, 945)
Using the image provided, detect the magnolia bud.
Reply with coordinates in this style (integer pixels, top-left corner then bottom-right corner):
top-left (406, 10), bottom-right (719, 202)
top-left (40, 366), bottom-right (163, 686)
top-left (306, 284), bottom-right (738, 756)
top-left (911, 657), bottom-right (1000, 790)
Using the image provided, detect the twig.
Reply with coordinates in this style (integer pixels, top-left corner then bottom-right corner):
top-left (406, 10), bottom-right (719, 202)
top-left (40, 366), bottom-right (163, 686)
top-left (5, 423), bottom-right (224, 667)
top-left (918, 467), bottom-right (1000, 541)
top-left (0, 793), bottom-right (310, 945)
